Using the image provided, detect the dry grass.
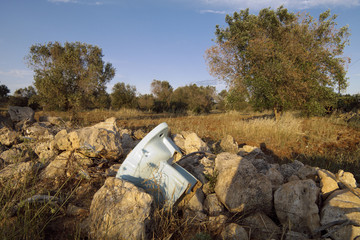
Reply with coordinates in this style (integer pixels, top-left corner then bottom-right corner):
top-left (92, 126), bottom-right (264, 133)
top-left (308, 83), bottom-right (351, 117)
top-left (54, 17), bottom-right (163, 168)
top-left (36, 109), bottom-right (360, 178)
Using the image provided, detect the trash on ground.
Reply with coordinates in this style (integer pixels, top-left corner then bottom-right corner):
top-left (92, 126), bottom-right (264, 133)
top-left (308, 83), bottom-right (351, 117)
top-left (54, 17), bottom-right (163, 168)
top-left (116, 122), bottom-right (200, 207)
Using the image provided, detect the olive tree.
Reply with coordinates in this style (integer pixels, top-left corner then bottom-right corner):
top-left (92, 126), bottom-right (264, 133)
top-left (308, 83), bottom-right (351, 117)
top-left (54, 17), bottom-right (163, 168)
top-left (26, 42), bottom-right (115, 110)
top-left (206, 7), bottom-right (350, 118)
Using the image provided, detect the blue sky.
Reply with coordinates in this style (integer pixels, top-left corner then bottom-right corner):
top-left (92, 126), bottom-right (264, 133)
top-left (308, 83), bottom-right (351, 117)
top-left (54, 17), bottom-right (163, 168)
top-left (1, 0), bottom-right (359, 95)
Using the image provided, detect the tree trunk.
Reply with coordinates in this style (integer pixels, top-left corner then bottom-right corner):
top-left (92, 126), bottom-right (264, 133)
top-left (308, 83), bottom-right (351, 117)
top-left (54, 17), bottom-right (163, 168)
top-left (274, 106), bottom-right (281, 121)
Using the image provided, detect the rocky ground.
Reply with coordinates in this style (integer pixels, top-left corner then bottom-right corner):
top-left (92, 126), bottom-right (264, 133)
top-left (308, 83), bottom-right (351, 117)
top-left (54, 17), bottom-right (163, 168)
top-left (1, 106), bottom-right (360, 240)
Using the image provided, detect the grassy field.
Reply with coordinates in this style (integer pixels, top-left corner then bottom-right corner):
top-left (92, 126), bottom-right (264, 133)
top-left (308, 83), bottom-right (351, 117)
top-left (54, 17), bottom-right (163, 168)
top-left (35, 109), bottom-right (360, 179)
top-left (1, 109), bottom-right (359, 239)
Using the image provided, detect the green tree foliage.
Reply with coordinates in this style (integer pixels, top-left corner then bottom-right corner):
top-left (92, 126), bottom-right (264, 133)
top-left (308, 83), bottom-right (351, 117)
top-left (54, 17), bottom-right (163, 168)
top-left (0, 84), bottom-right (10, 98)
top-left (9, 86), bottom-right (39, 108)
top-left (110, 82), bottom-right (137, 109)
top-left (26, 42), bottom-right (115, 110)
top-left (205, 7), bottom-right (350, 118)
top-left (337, 94), bottom-right (360, 112)
top-left (151, 80), bottom-right (173, 112)
top-left (138, 94), bottom-right (155, 111)
top-left (171, 84), bottom-right (216, 113)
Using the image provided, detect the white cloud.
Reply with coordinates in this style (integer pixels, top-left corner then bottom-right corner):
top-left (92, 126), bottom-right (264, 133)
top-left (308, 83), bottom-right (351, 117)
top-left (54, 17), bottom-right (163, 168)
top-left (200, 9), bottom-right (227, 14)
top-left (199, 0), bottom-right (360, 10)
top-left (0, 69), bottom-right (32, 78)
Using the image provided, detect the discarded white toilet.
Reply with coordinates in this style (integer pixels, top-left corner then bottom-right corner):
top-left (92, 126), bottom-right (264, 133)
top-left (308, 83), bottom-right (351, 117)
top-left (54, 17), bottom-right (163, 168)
top-left (116, 122), bottom-right (199, 207)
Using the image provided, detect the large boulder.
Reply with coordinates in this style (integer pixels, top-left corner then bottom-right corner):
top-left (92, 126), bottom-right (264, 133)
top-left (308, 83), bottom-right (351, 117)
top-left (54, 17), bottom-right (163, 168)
top-left (274, 179), bottom-right (320, 236)
top-left (320, 189), bottom-right (360, 240)
top-left (214, 152), bottom-right (273, 214)
top-left (53, 119), bottom-right (123, 160)
top-left (40, 151), bottom-right (93, 182)
top-left (8, 106), bottom-right (34, 122)
top-left (88, 177), bottom-right (153, 240)
top-left (173, 131), bottom-right (209, 154)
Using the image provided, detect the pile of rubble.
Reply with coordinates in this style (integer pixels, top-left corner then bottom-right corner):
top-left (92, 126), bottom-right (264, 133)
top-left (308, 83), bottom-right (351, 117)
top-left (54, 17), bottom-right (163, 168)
top-left (0, 106), bottom-right (359, 240)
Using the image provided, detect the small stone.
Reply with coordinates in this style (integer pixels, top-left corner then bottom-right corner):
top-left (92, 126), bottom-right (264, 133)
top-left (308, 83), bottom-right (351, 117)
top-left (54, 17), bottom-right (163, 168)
top-left (220, 135), bottom-right (239, 153)
top-left (336, 170), bottom-right (357, 189)
top-left (105, 164), bottom-right (121, 177)
top-left (66, 203), bottom-right (88, 216)
top-left (204, 193), bottom-right (224, 216)
top-left (220, 223), bottom-right (248, 240)
top-left (318, 169), bottom-right (339, 199)
top-left (186, 188), bottom-right (205, 212)
top-left (208, 214), bottom-right (228, 232)
top-left (242, 212), bottom-right (280, 240)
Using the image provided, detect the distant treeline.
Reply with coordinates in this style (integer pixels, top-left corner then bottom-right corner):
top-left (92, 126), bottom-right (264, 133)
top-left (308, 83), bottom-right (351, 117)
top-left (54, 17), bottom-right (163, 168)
top-left (0, 80), bottom-right (359, 115)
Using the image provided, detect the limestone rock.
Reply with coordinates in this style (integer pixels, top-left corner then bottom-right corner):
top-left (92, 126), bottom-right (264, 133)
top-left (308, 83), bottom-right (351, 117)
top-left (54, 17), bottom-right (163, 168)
top-left (183, 132), bottom-right (210, 154)
top-left (54, 129), bottom-right (72, 150)
top-left (40, 151), bottom-right (69, 179)
top-left (241, 145), bottom-right (262, 154)
top-left (208, 214), bottom-right (228, 233)
top-left (296, 165), bottom-right (318, 181)
top-left (204, 193), bottom-right (224, 216)
top-left (220, 135), bottom-right (239, 153)
top-left (336, 170), bottom-right (357, 189)
top-left (34, 141), bottom-right (57, 161)
top-left (186, 188), bottom-right (205, 212)
top-left (24, 122), bottom-right (55, 140)
top-left (279, 160), bottom-right (304, 181)
top-left (274, 179), bottom-right (320, 236)
top-left (41, 151), bottom-right (93, 180)
top-left (92, 117), bottom-right (119, 132)
top-left (0, 161), bottom-right (35, 185)
top-left (220, 223), bottom-right (248, 240)
top-left (89, 177), bottom-right (153, 240)
top-left (172, 133), bottom-right (186, 151)
top-left (0, 143), bottom-right (36, 164)
top-left (318, 169), bottom-right (339, 199)
top-left (8, 106), bottom-right (34, 122)
top-left (0, 127), bottom-right (18, 146)
top-left (242, 212), bottom-right (280, 240)
top-left (54, 120), bottom-right (123, 160)
top-left (320, 189), bottom-right (360, 240)
top-left (265, 167), bottom-right (284, 191)
top-left (214, 152), bottom-right (243, 173)
top-left (214, 153), bottom-right (273, 214)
